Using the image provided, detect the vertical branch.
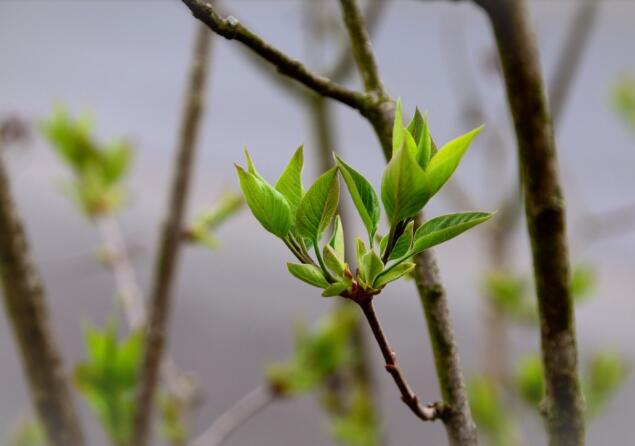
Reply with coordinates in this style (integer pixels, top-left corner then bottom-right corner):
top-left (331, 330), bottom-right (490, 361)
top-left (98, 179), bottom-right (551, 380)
top-left (476, 0), bottom-right (585, 444)
top-left (0, 155), bottom-right (85, 446)
top-left (337, 1), bottom-right (479, 444)
top-left (133, 23), bottom-right (212, 446)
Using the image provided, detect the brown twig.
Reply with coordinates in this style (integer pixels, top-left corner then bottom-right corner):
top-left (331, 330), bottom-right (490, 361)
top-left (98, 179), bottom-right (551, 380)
top-left (182, 0), bottom-right (370, 113)
top-left (190, 385), bottom-right (275, 446)
top-left (132, 23), bottom-right (212, 446)
top-left (0, 154), bottom-right (85, 446)
top-left (359, 299), bottom-right (442, 422)
top-left (474, 0), bottom-right (585, 444)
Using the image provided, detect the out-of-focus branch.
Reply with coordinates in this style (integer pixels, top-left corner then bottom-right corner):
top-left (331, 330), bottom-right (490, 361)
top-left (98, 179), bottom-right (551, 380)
top-left (133, 23), bottom-right (212, 446)
top-left (182, 0), bottom-right (369, 113)
top-left (549, 0), bottom-right (601, 123)
top-left (474, 1), bottom-right (585, 444)
top-left (190, 385), bottom-right (275, 446)
top-left (0, 154), bottom-right (85, 446)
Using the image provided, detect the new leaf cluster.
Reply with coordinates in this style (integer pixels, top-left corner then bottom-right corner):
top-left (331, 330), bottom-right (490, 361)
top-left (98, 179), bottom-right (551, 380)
top-left (236, 101), bottom-right (493, 301)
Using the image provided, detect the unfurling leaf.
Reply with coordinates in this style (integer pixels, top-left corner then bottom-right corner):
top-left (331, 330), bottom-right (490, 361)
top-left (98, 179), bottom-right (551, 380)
top-left (426, 126), bottom-right (483, 198)
top-left (388, 220), bottom-right (414, 261)
top-left (374, 262), bottom-right (415, 288)
top-left (358, 251), bottom-right (383, 286)
top-left (381, 145), bottom-right (430, 224)
top-left (323, 244), bottom-right (346, 277)
top-left (334, 156), bottom-right (380, 243)
top-left (392, 98), bottom-right (405, 155)
top-left (236, 165), bottom-right (292, 238)
top-left (407, 108), bottom-right (432, 169)
top-left (355, 238), bottom-right (367, 261)
top-left (275, 146), bottom-right (304, 212)
top-left (328, 215), bottom-right (345, 260)
top-left (322, 279), bottom-right (352, 297)
top-left (296, 167), bottom-right (339, 243)
top-left (287, 263), bottom-right (330, 288)
top-left (410, 212), bottom-right (493, 257)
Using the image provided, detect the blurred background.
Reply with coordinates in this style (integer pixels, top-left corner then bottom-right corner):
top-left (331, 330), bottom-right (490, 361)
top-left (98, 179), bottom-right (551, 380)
top-left (1, 0), bottom-right (634, 445)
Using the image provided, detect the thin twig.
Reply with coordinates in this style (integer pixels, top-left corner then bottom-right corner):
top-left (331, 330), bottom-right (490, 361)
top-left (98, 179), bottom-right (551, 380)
top-left (133, 23), bottom-right (212, 446)
top-left (359, 300), bottom-right (442, 421)
top-left (182, 0), bottom-right (370, 113)
top-left (190, 385), bottom-right (275, 446)
top-left (475, 1), bottom-right (586, 444)
top-left (0, 154), bottom-right (85, 446)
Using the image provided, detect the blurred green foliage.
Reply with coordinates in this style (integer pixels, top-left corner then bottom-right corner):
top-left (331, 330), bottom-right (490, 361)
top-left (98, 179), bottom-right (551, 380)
top-left (41, 108), bottom-right (132, 217)
top-left (185, 192), bottom-right (244, 250)
top-left (612, 75), bottom-right (635, 132)
top-left (73, 322), bottom-right (142, 446)
top-left (5, 417), bottom-right (45, 446)
top-left (468, 376), bottom-right (518, 446)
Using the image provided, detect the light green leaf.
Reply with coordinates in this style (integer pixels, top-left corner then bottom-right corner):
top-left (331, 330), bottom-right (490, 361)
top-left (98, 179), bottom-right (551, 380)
top-left (359, 250), bottom-right (383, 286)
top-left (407, 109), bottom-right (432, 169)
top-left (426, 126), bottom-right (483, 197)
top-left (355, 237), bottom-right (367, 261)
top-left (411, 212), bottom-right (493, 257)
top-left (275, 146), bottom-right (304, 212)
top-left (334, 155), bottom-right (380, 243)
top-left (322, 280), bottom-right (352, 297)
top-left (323, 244), bottom-right (346, 277)
top-left (374, 262), bottom-right (416, 288)
top-left (328, 215), bottom-right (345, 261)
top-left (381, 146), bottom-right (430, 224)
top-left (236, 165), bottom-right (292, 238)
top-left (296, 167), bottom-right (340, 242)
top-left (243, 148), bottom-right (266, 182)
top-left (392, 98), bottom-right (404, 156)
top-left (379, 234), bottom-right (389, 258)
top-left (287, 263), bottom-right (329, 288)
top-left (388, 220), bottom-right (414, 261)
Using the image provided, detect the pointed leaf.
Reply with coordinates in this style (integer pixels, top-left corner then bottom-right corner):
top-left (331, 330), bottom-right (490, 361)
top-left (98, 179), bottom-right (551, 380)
top-left (236, 165), bottom-right (292, 238)
top-left (328, 215), bottom-right (345, 260)
top-left (426, 126), bottom-right (483, 197)
top-left (355, 237), bottom-right (367, 262)
top-left (296, 167), bottom-right (339, 242)
top-left (374, 262), bottom-right (416, 288)
top-left (243, 148), bottom-right (266, 182)
top-left (287, 263), bottom-right (330, 288)
top-left (388, 220), bottom-right (414, 261)
top-left (334, 155), bottom-right (380, 242)
top-left (379, 234), bottom-right (389, 258)
top-left (410, 212), bottom-right (494, 257)
top-left (275, 146), bottom-right (304, 211)
top-left (381, 146), bottom-right (430, 224)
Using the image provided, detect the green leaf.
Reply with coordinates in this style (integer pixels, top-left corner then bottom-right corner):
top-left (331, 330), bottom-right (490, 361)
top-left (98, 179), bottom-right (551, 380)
top-left (275, 146), bottom-right (304, 212)
top-left (236, 165), bottom-right (292, 238)
top-left (407, 109), bottom-right (432, 169)
top-left (515, 355), bottom-right (544, 407)
top-left (334, 155), bottom-right (380, 243)
top-left (243, 148), bottom-right (266, 181)
top-left (287, 263), bottom-right (330, 288)
top-left (322, 280), bottom-right (352, 297)
top-left (374, 262), bottom-right (415, 288)
top-left (388, 220), bottom-right (414, 261)
top-left (328, 215), bottom-right (345, 260)
top-left (355, 237), bottom-right (367, 261)
top-left (296, 167), bottom-right (340, 243)
top-left (323, 244), bottom-right (346, 277)
top-left (381, 146), bottom-right (430, 224)
top-left (410, 212), bottom-right (493, 257)
top-left (379, 234), bottom-right (389, 258)
top-left (426, 126), bottom-right (483, 197)
top-left (392, 98), bottom-right (404, 156)
top-left (359, 251), bottom-right (383, 286)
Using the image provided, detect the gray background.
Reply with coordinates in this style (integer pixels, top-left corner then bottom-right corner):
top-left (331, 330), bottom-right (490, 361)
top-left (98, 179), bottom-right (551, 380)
top-left (1, 0), bottom-right (634, 444)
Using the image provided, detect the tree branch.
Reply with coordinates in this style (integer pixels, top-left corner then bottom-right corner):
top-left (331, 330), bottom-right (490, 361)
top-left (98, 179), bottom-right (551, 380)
top-left (359, 300), bottom-right (442, 422)
top-left (190, 385), bottom-right (275, 446)
top-left (475, 1), bottom-right (585, 444)
top-left (133, 23), bottom-right (212, 446)
top-left (0, 154), bottom-right (85, 446)
top-left (182, 0), bottom-right (370, 113)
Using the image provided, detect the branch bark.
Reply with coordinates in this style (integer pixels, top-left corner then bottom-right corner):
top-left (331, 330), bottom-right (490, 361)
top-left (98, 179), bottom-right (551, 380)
top-left (359, 300), bottom-right (442, 421)
top-left (0, 155), bottom-right (85, 446)
top-left (132, 23), bottom-right (212, 446)
top-left (474, 1), bottom-right (585, 444)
